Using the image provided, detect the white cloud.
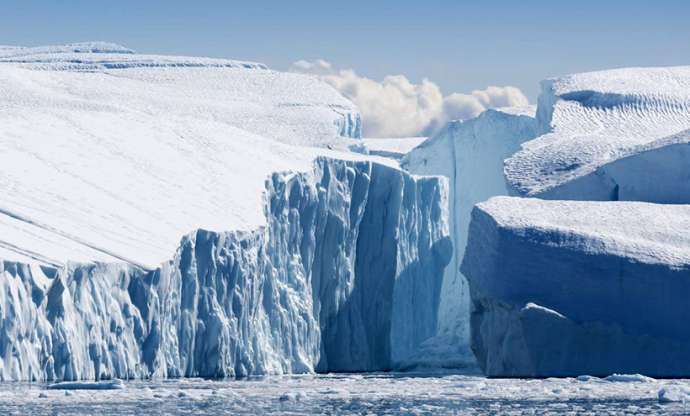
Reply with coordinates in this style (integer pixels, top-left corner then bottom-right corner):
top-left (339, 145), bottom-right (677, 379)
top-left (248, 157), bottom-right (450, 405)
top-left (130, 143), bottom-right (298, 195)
top-left (289, 59), bottom-right (529, 138)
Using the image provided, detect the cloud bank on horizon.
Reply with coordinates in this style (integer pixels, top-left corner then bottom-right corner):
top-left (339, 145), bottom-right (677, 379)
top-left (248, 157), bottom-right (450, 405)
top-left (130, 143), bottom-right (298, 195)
top-left (290, 59), bottom-right (528, 138)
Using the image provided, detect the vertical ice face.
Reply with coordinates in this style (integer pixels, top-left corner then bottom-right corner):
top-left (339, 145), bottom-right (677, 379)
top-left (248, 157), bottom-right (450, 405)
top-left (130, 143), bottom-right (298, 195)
top-left (460, 67), bottom-right (690, 377)
top-left (0, 44), bottom-right (450, 381)
top-left (0, 158), bottom-right (450, 381)
top-left (402, 108), bottom-right (540, 367)
top-left (462, 197), bottom-right (690, 377)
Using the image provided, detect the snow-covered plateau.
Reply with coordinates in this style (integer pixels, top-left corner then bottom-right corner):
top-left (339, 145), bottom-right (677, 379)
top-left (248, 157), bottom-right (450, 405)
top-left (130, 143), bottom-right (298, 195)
top-left (0, 43), bottom-right (451, 381)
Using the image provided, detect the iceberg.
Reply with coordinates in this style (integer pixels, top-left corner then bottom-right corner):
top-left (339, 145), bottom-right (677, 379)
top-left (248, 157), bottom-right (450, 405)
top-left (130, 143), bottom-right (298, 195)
top-left (402, 107), bottom-right (540, 366)
top-left (462, 196), bottom-right (690, 377)
top-left (0, 42), bottom-right (366, 270)
top-left (505, 67), bottom-right (690, 201)
top-left (456, 67), bottom-right (690, 377)
top-left (405, 66), bottom-right (690, 373)
top-left (0, 44), bottom-right (450, 381)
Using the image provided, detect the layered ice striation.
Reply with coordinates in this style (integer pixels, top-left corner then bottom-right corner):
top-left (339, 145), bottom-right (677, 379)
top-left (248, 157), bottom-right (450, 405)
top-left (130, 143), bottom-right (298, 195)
top-left (402, 107), bottom-right (540, 368)
top-left (505, 66), bottom-right (690, 201)
top-left (0, 41), bottom-right (266, 70)
top-left (462, 197), bottom-right (690, 377)
top-left (0, 44), bottom-right (449, 381)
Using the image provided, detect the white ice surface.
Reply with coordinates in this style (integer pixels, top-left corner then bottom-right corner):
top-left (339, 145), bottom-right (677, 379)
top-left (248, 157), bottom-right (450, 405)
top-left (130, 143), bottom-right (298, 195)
top-left (0, 43), bottom-right (363, 268)
top-left (478, 197), bottom-right (690, 268)
top-left (505, 66), bottom-right (690, 197)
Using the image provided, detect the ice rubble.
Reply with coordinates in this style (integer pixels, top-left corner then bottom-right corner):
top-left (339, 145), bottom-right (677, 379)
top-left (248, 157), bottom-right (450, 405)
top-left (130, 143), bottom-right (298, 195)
top-left (47, 379), bottom-right (125, 390)
top-left (462, 197), bottom-right (690, 377)
top-left (0, 44), bottom-right (450, 380)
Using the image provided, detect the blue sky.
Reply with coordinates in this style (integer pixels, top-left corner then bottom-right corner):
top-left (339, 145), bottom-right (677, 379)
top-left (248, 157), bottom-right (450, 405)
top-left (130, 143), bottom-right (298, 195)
top-left (2, 0), bottom-right (689, 100)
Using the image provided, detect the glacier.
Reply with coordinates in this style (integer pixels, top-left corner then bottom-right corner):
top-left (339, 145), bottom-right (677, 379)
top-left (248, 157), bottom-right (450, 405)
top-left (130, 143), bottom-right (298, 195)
top-left (0, 44), bottom-right (451, 381)
top-left (462, 197), bottom-right (690, 377)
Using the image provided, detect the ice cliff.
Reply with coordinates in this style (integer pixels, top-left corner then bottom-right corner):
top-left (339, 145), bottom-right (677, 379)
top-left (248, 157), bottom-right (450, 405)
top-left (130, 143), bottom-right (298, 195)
top-left (402, 107), bottom-right (540, 367)
top-left (0, 158), bottom-right (450, 381)
top-left (462, 197), bottom-right (690, 377)
top-left (453, 66), bottom-right (690, 377)
top-left (406, 65), bottom-right (690, 376)
top-left (0, 44), bottom-right (449, 381)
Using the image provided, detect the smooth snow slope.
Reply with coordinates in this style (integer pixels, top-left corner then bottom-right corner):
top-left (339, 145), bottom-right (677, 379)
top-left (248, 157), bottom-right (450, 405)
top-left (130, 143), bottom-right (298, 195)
top-left (462, 197), bottom-right (690, 377)
top-left (0, 42), bottom-right (361, 269)
top-left (505, 67), bottom-right (690, 200)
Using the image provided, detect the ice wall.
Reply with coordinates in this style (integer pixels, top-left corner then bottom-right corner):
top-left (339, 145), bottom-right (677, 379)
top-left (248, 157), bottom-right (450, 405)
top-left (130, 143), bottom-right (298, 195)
top-left (402, 108), bottom-right (540, 367)
top-left (0, 158), bottom-right (450, 381)
top-left (459, 68), bottom-right (690, 378)
top-left (462, 197), bottom-right (690, 377)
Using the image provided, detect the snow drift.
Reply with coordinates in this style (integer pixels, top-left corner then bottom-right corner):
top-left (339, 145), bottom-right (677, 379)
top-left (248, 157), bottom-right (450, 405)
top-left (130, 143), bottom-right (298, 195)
top-left (462, 197), bottom-right (690, 377)
top-left (0, 44), bottom-right (450, 381)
